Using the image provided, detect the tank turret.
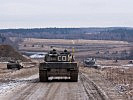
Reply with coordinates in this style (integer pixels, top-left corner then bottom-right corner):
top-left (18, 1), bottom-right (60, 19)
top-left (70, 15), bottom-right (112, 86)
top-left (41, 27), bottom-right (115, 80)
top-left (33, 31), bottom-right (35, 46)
top-left (45, 49), bottom-right (74, 62)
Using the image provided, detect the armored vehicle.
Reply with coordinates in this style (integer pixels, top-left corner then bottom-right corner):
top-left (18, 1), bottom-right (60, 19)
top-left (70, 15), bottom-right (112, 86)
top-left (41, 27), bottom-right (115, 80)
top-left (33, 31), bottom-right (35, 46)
top-left (84, 58), bottom-right (98, 69)
top-left (7, 60), bottom-right (23, 70)
top-left (39, 49), bottom-right (78, 82)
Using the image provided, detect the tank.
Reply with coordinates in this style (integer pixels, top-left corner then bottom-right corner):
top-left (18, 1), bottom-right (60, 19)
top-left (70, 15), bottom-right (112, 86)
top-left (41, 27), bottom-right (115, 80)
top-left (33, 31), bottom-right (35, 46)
top-left (39, 49), bottom-right (78, 82)
top-left (84, 58), bottom-right (98, 69)
top-left (7, 60), bottom-right (23, 70)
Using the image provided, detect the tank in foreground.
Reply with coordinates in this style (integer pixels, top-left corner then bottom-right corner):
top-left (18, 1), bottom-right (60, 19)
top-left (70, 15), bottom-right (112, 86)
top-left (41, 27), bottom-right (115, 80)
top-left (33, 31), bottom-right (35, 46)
top-left (39, 49), bottom-right (78, 82)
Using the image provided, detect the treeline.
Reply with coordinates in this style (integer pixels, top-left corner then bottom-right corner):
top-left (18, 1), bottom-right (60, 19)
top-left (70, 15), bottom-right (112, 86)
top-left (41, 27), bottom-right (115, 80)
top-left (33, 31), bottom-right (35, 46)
top-left (0, 28), bottom-right (104, 34)
top-left (100, 28), bottom-right (133, 41)
top-left (0, 34), bottom-right (6, 43)
top-left (0, 34), bottom-right (19, 49)
top-left (0, 27), bottom-right (133, 41)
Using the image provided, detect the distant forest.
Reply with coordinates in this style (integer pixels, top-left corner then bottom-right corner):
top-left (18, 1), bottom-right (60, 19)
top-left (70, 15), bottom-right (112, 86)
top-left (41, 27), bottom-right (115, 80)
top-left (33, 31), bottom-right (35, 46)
top-left (0, 27), bottom-right (133, 42)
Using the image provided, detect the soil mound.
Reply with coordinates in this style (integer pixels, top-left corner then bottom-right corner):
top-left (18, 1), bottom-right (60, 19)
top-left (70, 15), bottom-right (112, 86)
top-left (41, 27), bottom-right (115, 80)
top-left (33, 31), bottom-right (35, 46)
top-left (0, 45), bottom-right (30, 62)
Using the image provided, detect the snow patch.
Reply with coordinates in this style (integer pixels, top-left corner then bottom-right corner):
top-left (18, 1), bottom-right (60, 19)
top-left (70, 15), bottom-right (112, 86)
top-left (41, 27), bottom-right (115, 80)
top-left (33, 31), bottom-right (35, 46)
top-left (0, 81), bottom-right (26, 95)
top-left (0, 74), bottom-right (38, 95)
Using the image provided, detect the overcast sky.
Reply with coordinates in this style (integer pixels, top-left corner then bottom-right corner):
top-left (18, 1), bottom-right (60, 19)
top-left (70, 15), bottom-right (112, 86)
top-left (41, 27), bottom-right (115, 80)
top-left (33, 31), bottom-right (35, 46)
top-left (0, 0), bottom-right (133, 28)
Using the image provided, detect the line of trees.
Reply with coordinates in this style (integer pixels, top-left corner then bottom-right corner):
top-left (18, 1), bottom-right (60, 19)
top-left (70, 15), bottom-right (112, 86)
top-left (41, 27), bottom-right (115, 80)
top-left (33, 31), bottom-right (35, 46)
top-left (0, 34), bottom-right (6, 43)
top-left (0, 27), bottom-right (133, 41)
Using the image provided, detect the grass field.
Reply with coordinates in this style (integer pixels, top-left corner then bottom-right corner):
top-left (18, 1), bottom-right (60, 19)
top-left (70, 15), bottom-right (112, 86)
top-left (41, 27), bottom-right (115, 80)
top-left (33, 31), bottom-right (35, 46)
top-left (19, 38), bottom-right (132, 61)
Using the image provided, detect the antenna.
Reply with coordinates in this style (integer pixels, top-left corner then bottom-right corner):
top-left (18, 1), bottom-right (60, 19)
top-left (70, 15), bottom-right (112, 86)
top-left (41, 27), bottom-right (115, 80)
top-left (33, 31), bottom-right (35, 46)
top-left (72, 40), bottom-right (75, 56)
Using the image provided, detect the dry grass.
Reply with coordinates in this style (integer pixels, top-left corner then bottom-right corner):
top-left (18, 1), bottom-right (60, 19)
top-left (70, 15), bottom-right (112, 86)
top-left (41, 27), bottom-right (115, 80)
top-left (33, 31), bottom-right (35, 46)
top-left (101, 67), bottom-right (133, 99)
top-left (0, 67), bottom-right (38, 82)
top-left (0, 62), bottom-right (38, 82)
top-left (23, 38), bottom-right (129, 45)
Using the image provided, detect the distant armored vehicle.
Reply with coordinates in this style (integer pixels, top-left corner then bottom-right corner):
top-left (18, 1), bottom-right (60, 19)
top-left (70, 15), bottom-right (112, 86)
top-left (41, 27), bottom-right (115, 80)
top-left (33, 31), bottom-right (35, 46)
top-left (7, 60), bottom-right (23, 70)
top-left (84, 58), bottom-right (98, 69)
top-left (39, 49), bottom-right (78, 82)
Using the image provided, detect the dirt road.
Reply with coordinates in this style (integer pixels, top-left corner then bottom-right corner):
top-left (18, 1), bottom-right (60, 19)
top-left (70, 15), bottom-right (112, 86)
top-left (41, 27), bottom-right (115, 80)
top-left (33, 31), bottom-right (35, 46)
top-left (0, 68), bottom-right (125, 100)
top-left (0, 74), bottom-right (96, 100)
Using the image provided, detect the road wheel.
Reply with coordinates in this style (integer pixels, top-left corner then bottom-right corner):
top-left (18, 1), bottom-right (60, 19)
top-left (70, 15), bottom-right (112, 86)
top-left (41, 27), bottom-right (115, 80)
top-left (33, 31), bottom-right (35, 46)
top-left (17, 65), bottom-right (21, 70)
top-left (70, 71), bottom-right (78, 82)
top-left (39, 70), bottom-right (48, 82)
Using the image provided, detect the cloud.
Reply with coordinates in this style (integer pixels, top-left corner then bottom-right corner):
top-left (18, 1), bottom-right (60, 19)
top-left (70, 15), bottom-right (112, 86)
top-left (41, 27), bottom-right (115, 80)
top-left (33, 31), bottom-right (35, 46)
top-left (0, 0), bottom-right (133, 28)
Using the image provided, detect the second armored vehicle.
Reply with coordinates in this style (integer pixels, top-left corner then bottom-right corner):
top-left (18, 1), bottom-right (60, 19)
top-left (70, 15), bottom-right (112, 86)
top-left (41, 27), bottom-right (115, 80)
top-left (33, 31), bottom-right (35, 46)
top-left (39, 49), bottom-right (78, 82)
top-left (7, 60), bottom-right (23, 70)
top-left (84, 58), bottom-right (98, 69)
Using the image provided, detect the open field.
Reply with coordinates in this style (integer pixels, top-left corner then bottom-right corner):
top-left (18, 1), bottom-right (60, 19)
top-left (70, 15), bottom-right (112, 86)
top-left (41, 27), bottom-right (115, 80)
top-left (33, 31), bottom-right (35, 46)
top-left (19, 38), bottom-right (132, 60)
top-left (22, 38), bottom-right (129, 44)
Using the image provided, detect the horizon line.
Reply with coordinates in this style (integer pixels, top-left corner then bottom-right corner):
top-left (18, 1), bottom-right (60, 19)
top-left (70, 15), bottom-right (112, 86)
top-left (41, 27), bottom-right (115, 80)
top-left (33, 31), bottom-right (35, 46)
top-left (0, 26), bottom-right (133, 30)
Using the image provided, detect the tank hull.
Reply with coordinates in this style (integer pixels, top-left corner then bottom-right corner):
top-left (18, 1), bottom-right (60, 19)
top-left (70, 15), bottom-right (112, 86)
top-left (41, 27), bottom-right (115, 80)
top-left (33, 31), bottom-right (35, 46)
top-left (7, 63), bottom-right (23, 70)
top-left (39, 62), bottom-right (78, 82)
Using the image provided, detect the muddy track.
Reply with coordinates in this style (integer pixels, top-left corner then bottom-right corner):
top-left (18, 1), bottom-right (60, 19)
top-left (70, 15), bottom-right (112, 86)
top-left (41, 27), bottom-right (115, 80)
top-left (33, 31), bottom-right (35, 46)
top-left (0, 71), bottom-right (124, 100)
top-left (79, 72), bottom-right (109, 100)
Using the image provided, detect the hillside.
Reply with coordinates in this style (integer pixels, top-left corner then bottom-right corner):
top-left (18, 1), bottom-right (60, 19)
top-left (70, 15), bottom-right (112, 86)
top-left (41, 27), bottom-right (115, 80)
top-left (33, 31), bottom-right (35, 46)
top-left (0, 45), bottom-right (30, 62)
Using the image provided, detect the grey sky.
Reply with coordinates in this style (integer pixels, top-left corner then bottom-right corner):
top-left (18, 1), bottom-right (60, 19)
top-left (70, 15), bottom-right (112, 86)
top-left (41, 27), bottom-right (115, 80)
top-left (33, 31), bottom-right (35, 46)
top-left (0, 0), bottom-right (133, 28)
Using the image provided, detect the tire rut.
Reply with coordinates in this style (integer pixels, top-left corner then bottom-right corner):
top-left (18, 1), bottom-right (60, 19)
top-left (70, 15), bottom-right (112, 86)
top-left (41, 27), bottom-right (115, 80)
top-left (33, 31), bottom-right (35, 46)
top-left (10, 83), bottom-right (39, 100)
top-left (79, 72), bottom-right (109, 100)
top-left (44, 83), bottom-right (61, 100)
